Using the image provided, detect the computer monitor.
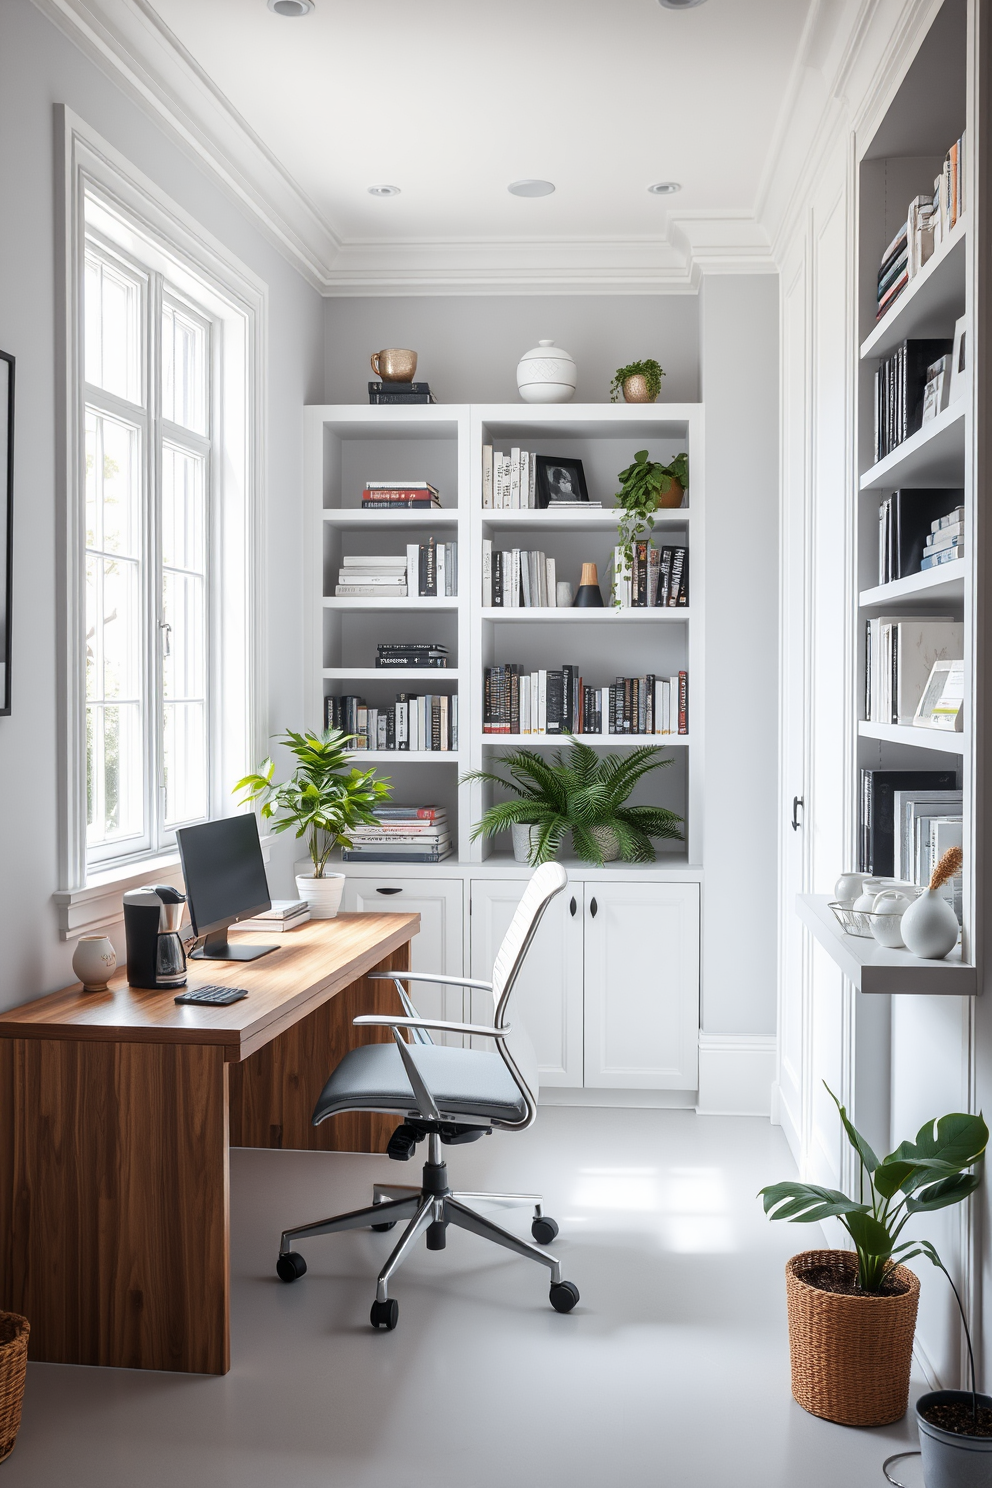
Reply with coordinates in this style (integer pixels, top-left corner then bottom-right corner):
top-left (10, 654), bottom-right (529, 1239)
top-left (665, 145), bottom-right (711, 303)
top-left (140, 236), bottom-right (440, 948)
top-left (176, 815), bottom-right (278, 962)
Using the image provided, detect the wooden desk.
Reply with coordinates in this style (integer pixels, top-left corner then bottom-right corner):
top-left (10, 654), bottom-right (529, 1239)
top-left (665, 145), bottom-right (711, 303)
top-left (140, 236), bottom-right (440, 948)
top-left (0, 912), bottom-right (419, 1376)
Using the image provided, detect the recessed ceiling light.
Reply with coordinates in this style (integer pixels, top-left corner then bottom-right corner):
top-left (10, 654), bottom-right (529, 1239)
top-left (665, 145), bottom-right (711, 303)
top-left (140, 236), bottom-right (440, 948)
top-left (268, 0), bottom-right (314, 13)
top-left (367, 184), bottom-right (401, 197)
top-left (648, 181), bottom-right (681, 195)
top-left (658, 0), bottom-right (707, 8)
top-left (508, 180), bottom-right (555, 198)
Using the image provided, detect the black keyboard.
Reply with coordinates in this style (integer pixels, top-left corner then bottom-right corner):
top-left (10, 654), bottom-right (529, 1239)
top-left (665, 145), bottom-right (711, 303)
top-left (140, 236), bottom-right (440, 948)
top-left (175, 984), bottom-right (249, 1006)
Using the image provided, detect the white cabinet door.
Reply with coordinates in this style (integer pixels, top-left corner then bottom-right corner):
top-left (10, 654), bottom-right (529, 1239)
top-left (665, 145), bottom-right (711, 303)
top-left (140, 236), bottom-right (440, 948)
top-left (469, 880), bottom-right (583, 1088)
top-left (343, 878), bottom-right (465, 1041)
top-left (583, 881), bottom-right (699, 1089)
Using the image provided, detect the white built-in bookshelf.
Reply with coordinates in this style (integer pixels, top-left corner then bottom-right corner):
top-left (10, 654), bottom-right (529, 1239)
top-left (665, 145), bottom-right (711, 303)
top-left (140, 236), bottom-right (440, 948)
top-left (304, 402), bottom-right (703, 871)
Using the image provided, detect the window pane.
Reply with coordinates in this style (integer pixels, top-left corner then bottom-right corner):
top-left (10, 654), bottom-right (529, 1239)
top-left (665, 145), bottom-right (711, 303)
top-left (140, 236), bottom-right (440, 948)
top-left (163, 702), bottom-right (207, 827)
top-left (161, 444), bottom-right (208, 828)
top-left (162, 299), bottom-right (207, 434)
top-left (84, 252), bottom-right (142, 404)
top-left (86, 703), bottom-right (143, 844)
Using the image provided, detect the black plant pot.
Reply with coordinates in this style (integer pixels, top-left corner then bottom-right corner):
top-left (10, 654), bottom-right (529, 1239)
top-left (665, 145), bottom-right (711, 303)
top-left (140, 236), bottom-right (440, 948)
top-left (573, 562), bottom-right (604, 607)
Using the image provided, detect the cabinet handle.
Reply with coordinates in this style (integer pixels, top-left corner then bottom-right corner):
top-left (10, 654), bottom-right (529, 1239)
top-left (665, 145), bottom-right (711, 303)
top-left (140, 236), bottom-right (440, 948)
top-left (377, 887), bottom-right (402, 895)
top-left (791, 796), bottom-right (804, 832)
top-left (590, 897), bottom-right (598, 918)
top-left (569, 896), bottom-right (577, 917)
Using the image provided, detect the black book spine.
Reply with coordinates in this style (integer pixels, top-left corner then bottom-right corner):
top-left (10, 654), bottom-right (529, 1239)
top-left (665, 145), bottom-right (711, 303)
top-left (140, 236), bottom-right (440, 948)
top-left (677, 549), bottom-right (689, 606)
top-left (425, 536), bottom-right (437, 597)
top-left (431, 698), bottom-right (441, 751)
top-left (510, 667), bottom-right (520, 734)
top-left (493, 551), bottom-right (503, 607)
top-left (635, 542), bottom-right (648, 607)
top-left (646, 674), bottom-right (655, 734)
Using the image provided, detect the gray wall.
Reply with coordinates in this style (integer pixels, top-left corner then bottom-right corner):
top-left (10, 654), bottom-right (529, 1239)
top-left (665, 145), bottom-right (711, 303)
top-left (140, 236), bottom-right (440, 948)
top-left (325, 295), bottom-right (700, 405)
top-left (0, 0), bottom-right (325, 1006)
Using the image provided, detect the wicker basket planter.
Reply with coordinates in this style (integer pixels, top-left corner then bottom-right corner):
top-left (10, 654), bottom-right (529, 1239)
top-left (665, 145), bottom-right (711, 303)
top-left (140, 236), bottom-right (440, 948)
top-left (0, 1313), bottom-right (29, 1463)
top-left (785, 1250), bottom-right (920, 1426)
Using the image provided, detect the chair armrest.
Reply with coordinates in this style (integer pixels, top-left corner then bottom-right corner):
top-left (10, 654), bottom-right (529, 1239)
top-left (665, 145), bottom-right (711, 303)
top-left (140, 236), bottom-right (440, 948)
top-left (354, 1015), bottom-right (508, 1039)
top-left (368, 971), bottom-right (494, 992)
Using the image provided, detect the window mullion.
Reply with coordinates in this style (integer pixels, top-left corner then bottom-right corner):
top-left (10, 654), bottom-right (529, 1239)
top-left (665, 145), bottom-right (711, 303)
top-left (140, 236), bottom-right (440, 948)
top-left (148, 270), bottom-right (165, 855)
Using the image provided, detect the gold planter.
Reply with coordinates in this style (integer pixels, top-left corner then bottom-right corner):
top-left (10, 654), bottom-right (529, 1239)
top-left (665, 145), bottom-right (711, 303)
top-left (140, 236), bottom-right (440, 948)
top-left (622, 374), bottom-right (656, 403)
top-left (785, 1251), bottom-right (919, 1426)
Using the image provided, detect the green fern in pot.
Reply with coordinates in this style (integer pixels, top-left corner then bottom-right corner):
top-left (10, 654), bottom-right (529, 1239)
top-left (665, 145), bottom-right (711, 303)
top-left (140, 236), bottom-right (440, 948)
top-left (461, 740), bottom-right (683, 866)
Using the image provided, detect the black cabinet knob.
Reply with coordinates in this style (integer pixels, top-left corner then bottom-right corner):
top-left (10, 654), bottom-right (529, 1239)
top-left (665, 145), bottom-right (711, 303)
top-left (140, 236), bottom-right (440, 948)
top-left (569, 896), bottom-right (577, 917)
top-left (590, 897), bottom-right (598, 918)
top-left (376, 886), bottom-right (402, 895)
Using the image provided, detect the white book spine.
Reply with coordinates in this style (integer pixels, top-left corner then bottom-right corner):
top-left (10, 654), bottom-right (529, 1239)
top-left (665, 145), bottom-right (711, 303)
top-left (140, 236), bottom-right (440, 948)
top-left (482, 538), bottom-right (492, 607)
top-left (546, 557), bottom-right (556, 607)
top-left (510, 448), bottom-right (521, 509)
top-left (406, 543), bottom-right (419, 598)
top-left (436, 543), bottom-right (446, 600)
top-left (440, 694), bottom-right (449, 751)
top-left (482, 444), bottom-right (493, 508)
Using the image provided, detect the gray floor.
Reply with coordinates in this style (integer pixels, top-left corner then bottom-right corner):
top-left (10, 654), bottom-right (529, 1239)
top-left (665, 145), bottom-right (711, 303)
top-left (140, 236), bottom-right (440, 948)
top-left (5, 1107), bottom-right (923, 1487)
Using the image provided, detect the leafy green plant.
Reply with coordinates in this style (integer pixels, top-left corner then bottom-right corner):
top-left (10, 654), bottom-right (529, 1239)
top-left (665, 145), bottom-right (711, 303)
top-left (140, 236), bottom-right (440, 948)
top-left (760, 1083), bottom-right (988, 1294)
top-left (234, 728), bottom-right (391, 877)
top-left (461, 739), bottom-right (683, 866)
top-left (613, 449), bottom-right (688, 604)
top-left (610, 359), bottom-right (665, 403)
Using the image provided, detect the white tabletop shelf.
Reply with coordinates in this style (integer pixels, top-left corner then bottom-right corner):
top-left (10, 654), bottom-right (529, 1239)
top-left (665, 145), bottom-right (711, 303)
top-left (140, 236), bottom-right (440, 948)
top-left (797, 894), bottom-right (975, 995)
top-left (858, 720), bottom-right (966, 755)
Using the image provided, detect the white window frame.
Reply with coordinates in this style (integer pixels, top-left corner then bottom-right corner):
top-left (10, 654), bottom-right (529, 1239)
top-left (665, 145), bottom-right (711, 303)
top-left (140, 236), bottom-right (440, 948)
top-left (55, 108), bottom-right (267, 936)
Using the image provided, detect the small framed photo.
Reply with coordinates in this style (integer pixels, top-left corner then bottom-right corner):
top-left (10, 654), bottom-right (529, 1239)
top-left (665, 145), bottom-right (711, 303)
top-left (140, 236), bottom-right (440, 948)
top-left (0, 351), bottom-right (12, 717)
top-left (949, 314), bottom-right (970, 405)
top-left (535, 456), bottom-right (589, 508)
top-left (913, 658), bottom-right (964, 732)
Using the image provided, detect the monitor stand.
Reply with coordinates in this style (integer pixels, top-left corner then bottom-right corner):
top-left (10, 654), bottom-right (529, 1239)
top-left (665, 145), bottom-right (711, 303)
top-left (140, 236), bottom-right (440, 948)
top-left (190, 930), bottom-right (278, 962)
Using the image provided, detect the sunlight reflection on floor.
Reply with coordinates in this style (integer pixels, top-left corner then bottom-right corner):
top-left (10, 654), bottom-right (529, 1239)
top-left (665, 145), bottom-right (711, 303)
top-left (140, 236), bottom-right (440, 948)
top-left (568, 1163), bottom-right (736, 1251)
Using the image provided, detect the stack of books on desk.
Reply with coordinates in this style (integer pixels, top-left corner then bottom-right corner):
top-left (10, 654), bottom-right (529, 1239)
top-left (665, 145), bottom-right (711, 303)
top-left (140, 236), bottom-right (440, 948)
top-left (361, 481), bottom-right (441, 509)
top-left (237, 899), bottom-right (310, 932)
top-left (342, 805), bottom-right (452, 863)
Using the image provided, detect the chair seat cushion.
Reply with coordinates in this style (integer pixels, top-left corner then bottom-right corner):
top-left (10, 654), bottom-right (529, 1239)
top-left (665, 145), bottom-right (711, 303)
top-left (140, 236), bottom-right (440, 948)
top-left (311, 1042), bottom-right (527, 1126)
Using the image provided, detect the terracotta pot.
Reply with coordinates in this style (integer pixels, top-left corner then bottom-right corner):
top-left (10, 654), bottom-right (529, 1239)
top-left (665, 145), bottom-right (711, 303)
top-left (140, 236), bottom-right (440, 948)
top-left (0, 1313), bottom-right (29, 1464)
top-left (622, 374), bottom-right (657, 403)
top-left (656, 477), bottom-right (685, 511)
top-left (785, 1250), bottom-right (920, 1426)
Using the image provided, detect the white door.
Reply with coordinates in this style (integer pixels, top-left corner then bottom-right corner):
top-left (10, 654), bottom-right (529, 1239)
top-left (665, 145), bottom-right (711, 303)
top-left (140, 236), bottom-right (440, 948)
top-left (469, 879), bottom-right (583, 1087)
top-left (343, 878), bottom-right (465, 1042)
top-left (583, 881), bottom-right (699, 1089)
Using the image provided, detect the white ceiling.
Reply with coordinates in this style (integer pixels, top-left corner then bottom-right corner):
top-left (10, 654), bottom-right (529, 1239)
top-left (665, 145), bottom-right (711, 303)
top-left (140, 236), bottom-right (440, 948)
top-left (148, 0), bottom-right (812, 255)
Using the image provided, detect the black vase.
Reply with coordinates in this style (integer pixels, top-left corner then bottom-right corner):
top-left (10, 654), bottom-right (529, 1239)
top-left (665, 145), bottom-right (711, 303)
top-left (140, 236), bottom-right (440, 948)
top-left (573, 562), bottom-right (604, 607)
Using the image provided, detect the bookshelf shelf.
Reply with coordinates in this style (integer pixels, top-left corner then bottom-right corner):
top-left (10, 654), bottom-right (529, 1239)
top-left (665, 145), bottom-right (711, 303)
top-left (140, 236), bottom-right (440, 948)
top-left (480, 509), bottom-right (689, 531)
top-left (797, 895), bottom-right (975, 996)
top-left (323, 509), bottom-right (458, 528)
top-left (858, 721), bottom-right (966, 756)
top-left (322, 597), bottom-right (459, 611)
top-left (347, 751), bottom-right (462, 764)
top-left (322, 668), bottom-right (460, 681)
top-left (859, 563), bottom-right (965, 608)
top-left (479, 734), bottom-right (690, 748)
top-left (860, 218), bottom-right (967, 361)
top-left (481, 607), bottom-right (689, 623)
top-left (859, 401), bottom-right (966, 490)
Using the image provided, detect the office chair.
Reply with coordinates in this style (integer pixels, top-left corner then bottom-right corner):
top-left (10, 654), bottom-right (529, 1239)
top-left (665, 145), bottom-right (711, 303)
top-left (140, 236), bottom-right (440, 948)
top-left (276, 861), bottom-right (579, 1330)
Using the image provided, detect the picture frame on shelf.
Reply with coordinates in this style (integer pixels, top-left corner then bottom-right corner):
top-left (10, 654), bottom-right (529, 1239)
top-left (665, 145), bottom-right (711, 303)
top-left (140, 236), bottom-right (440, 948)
top-left (0, 351), bottom-right (13, 717)
top-left (534, 455), bottom-right (589, 508)
top-left (913, 658), bottom-right (965, 732)
top-left (949, 314), bottom-right (970, 405)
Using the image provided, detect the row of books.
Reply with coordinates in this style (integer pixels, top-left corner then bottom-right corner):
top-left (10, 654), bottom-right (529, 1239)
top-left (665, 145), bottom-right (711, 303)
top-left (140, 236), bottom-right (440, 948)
top-left (873, 338), bottom-right (951, 463)
top-left (864, 616), bottom-right (962, 725)
top-left (860, 768), bottom-right (956, 878)
top-left (875, 134), bottom-right (966, 324)
top-left (342, 804), bottom-right (451, 864)
top-left (361, 480), bottom-right (442, 510)
top-left (482, 665), bottom-right (688, 736)
top-left (482, 543), bottom-right (558, 607)
top-left (613, 543), bottom-right (689, 608)
top-left (877, 491), bottom-right (964, 584)
top-left (374, 641), bottom-right (449, 670)
top-left (895, 787), bottom-right (963, 919)
top-left (483, 446), bottom-right (538, 509)
top-left (368, 381), bottom-right (437, 406)
top-left (334, 542), bottom-right (458, 599)
top-left (324, 693), bottom-right (458, 752)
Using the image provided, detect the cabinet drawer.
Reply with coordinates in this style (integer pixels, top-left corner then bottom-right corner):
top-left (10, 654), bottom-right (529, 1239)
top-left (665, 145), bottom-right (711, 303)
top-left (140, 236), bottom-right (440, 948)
top-left (343, 878), bottom-right (465, 1038)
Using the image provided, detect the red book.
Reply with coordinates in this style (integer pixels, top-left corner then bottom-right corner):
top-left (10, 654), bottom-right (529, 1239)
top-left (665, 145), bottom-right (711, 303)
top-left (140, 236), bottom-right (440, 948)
top-left (678, 672), bottom-right (689, 735)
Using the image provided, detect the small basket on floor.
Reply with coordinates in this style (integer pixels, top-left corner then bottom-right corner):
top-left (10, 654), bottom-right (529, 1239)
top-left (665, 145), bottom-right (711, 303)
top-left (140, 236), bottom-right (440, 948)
top-left (0, 1313), bottom-right (29, 1464)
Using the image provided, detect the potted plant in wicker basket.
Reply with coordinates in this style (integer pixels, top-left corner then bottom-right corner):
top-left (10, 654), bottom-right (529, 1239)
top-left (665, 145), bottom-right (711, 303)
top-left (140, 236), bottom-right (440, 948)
top-left (0, 1312), bottom-right (29, 1463)
top-left (760, 1085), bottom-right (987, 1427)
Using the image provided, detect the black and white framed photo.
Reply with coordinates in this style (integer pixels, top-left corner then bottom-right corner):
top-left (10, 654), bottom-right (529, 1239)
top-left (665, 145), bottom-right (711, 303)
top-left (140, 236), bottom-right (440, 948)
top-left (0, 352), bottom-right (12, 716)
top-left (535, 455), bottom-right (589, 508)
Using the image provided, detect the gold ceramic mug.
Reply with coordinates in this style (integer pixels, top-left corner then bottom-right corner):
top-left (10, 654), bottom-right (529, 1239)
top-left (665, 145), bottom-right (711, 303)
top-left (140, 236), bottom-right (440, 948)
top-left (371, 348), bottom-right (417, 382)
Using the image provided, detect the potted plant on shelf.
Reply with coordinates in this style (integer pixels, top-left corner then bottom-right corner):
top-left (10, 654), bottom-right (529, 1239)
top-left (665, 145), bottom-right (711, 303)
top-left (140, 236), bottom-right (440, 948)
top-left (235, 728), bottom-right (392, 918)
top-left (0, 1312), bottom-right (29, 1464)
top-left (760, 1084), bottom-right (988, 1429)
top-left (462, 740), bottom-right (683, 865)
top-left (610, 359), bottom-right (665, 404)
top-left (613, 449), bottom-right (688, 604)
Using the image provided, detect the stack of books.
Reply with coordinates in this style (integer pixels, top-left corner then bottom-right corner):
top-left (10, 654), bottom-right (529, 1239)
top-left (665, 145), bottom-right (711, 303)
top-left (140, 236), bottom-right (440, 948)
top-left (342, 805), bottom-right (452, 864)
top-left (483, 665), bottom-right (688, 736)
top-left (482, 544), bottom-right (557, 607)
top-left (873, 337), bottom-right (952, 462)
top-left (860, 768), bottom-right (956, 876)
top-left (483, 446), bottom-right (537, 508)
top-left (874, 133), bottom-right (966, 325)
top-left (375, 641), bottom-right (449, 669)
top-left (324, 693), bottom-right (458, 752)
top-left (876, 225), bottom-right (910, 321)
top-left (236, 899), bottom-right (310, 932)
top-left (368, 381), bottom-right (436, 405)
top-left (612, 543), bottom-right (689, 607)
top-left (922, 506), bottom-right (964, 570)
top-left (361, 481), bottom-right (441, 510)
top-left (877, 489), bottom-right (964, 584)
top-left (864, 616), bottom-right (962, 723)
top-left (335, 554), bottom-right (408, 598)
top-left (405, 537), bottom-right (458, 597)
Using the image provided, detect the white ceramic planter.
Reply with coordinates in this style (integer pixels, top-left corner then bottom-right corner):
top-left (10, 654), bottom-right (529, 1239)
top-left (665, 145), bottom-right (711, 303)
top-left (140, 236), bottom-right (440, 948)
top-left (72, 934), bottom-right (117, 991)
top-left (511, 823), bottom-right (541, 863)
top-left (516, 340), bottom-right (577, 404)
top-left (900, 888), bottom-right (960, 959)
top-left (916, 1390), bottom-right (992, 1487)
top-left (295, 873), bottom-right (345, 919)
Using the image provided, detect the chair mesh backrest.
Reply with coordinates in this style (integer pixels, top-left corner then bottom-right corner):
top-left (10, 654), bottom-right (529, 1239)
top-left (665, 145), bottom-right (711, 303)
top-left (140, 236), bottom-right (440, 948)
top-left (491, 862), bottom-right (568, 1027)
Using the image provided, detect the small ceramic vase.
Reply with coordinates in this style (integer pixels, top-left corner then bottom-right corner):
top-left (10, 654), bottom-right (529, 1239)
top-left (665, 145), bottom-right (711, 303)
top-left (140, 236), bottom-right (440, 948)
top-left (833, 872), bottom-right (866, 907)
top-left (853, 877), bottom-right (895, 912)
top-left (573, 562), bottom-right (604, 607)
top-left (72, 934), bottom-right (117, 992)
top-left (872, 890), bottom-right (913, 915)
top-left (556, 581), bottom-right (574, 607)
top-left (622, 374), bottom-right (656, 404)
top-left (900, 889), bottom-right (960, 960)
top-left (295, 872), bottom-right (346, 920)
top-left (516, 341), bottom-right (577, 404)
top-left (370, 348), bottom-right (417, 382)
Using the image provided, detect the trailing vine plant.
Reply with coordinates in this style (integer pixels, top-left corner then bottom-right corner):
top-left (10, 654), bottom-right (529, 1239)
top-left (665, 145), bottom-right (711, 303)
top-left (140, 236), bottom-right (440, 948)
top-left (613, 449), bottom-right (688, 604)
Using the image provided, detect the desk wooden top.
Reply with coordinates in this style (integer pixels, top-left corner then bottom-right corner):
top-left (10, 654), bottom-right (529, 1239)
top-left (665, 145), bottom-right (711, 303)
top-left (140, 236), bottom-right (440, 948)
top-left (0, 913), bottom-right (419, 1061)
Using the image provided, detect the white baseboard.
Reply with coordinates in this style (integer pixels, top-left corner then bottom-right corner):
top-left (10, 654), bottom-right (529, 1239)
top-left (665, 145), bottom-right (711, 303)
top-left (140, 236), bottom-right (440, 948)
top-left (696, 1034), bottom-right (777, 1117)
top-left (539, 1088), bottom-right (697, 1109)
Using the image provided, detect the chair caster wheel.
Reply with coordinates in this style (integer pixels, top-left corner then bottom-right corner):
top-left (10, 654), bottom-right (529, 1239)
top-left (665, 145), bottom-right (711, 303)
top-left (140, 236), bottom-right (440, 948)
top-left (370, 1298), bottom-right (398, 1330)
top-left (549, 1281), bottom-right (579, 1313)
top-left (371, 1220), bottom-right (397, 1232)
top-left (276, 1252), bottom-right (307, 1283)
top-left (531, 1215), bottom-right (559, 1245)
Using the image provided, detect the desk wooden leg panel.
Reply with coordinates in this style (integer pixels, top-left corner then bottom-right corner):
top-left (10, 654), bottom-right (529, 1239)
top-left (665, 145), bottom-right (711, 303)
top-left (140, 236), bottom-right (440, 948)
top-left (0, 1037), bottom-right (230, 1374)
top-left (228, 944), bottom-right (409, 1155)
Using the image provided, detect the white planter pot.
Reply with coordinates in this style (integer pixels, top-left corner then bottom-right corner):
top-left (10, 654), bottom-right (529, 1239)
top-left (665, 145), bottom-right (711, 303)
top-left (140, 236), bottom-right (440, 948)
top-left (71, 934), bottom-right (117, 991)
top-left (516, 340), bottom-right (577, 404)
top-left (295, 873), bottom-right (345, 919)
top-left (511, 823), bottom-right (541, 864)
top-left (917, 1391), bottom-right (992, 1487)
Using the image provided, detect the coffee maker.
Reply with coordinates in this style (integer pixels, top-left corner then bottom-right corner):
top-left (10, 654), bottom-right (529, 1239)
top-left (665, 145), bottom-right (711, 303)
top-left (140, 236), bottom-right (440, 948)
top-left (122, 885), bottom-right (188, 989)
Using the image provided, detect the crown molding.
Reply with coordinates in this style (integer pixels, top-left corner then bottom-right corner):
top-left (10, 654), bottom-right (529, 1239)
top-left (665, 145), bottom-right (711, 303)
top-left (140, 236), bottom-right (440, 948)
top-left (30, 0), bottom-right (777, 295)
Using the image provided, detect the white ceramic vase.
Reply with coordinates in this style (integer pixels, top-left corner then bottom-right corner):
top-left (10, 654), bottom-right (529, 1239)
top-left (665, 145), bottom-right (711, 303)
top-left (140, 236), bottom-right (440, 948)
top-left (72, 934), bottom-right (117, 991)
top-left (899, 888), bottom-right (960, 960)
top-left (511, 822), bottom-right (541, 863)
top-left (516, 340), bottom-right (577, 404)
top-left (295, 872), bottom-right (345, 920)
top-left (833, 872), bottom-right (865, 906)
